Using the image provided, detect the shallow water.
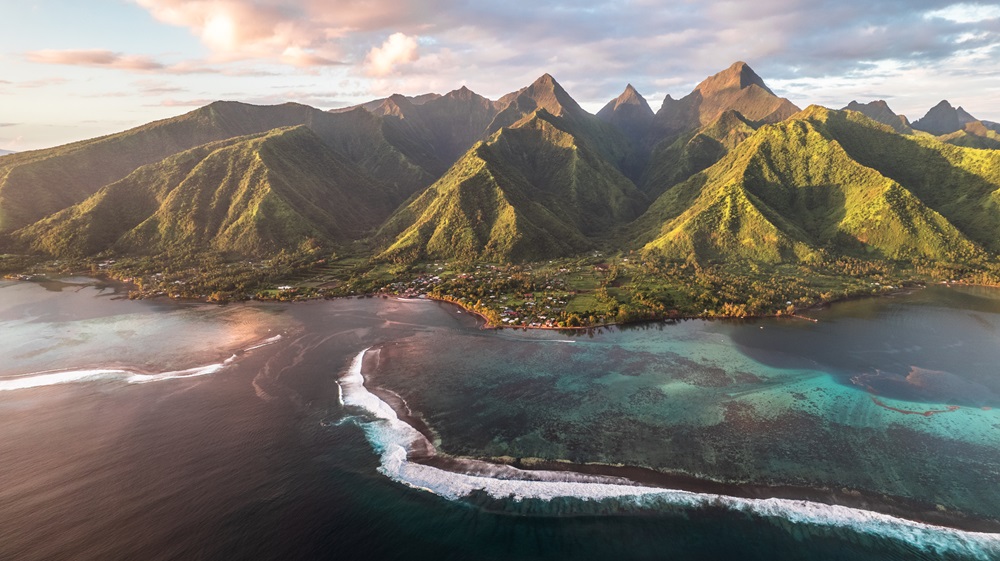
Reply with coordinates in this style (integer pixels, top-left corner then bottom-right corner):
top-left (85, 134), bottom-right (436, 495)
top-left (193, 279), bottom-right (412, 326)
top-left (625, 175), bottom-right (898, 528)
top-left (1, 280), bottom-right (998, 560)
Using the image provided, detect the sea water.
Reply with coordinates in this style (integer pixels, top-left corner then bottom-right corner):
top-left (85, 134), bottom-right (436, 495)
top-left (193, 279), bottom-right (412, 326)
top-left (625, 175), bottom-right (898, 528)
top-left (2, 279), bottom-right (998, 560)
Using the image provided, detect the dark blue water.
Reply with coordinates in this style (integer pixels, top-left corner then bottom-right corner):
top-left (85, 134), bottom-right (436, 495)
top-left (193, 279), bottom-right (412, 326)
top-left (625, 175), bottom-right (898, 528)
top-left (1, 280), bottom-right (997, 560)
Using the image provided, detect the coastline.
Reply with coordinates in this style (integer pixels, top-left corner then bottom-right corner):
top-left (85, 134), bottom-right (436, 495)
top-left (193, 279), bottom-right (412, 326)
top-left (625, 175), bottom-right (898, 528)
top-left (423, 285), bottom-right (928, 331)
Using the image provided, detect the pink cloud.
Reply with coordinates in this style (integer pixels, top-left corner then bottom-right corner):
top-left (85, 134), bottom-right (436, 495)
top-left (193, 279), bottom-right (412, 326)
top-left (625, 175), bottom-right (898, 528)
top-left (365, 33), bottom-right (420, 76)
top-left (133, 0), bottom-right (346, 66)
top-left (26, 49), bottom-right (165, 71)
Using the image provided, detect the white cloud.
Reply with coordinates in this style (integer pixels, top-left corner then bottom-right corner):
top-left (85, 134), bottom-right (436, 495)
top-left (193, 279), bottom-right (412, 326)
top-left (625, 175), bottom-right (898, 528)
top-left (925, 3), bottom-right (1000, 23)
top-left (365, 33), bottom-right (420, 76)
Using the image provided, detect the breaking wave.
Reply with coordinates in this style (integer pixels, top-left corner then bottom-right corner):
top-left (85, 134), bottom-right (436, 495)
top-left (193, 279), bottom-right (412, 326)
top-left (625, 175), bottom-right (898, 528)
top-left (0, 334), bottom-right (282, 392)
top-left (338, 347), bottom-right (1000, 560)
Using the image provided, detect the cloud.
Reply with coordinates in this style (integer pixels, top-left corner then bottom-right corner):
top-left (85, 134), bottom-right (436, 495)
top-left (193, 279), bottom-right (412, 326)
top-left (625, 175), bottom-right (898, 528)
top-left (11, 1), bottom-right (997, 124)
top-left (925, 3), bottom-right (1000, 23)
top-left (133, 0), bottom-right (345, 66)
top-left (17, 78), bottom-right (70, 88)
top-left (132, 79), bottom-right (186, 95)
top-left (26, 49), bottom-right (165, 71)
top-left (365, 33), bottom-right (420, 76)
top-left (153, 98), bottom-right (218, 107)
top-left (0, 123), bottom-right (19, 128)
top-left (123, 0), bottom-right (999, 107)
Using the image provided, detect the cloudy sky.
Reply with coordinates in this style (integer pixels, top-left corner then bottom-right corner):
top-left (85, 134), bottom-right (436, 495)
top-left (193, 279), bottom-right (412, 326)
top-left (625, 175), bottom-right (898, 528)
top-left (3, 0), bottom-right (1000, 151)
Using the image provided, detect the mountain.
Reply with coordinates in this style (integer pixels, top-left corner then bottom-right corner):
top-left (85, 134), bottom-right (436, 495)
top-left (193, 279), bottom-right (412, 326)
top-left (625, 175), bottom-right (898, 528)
top-left (15, 126), bottom-right (396, 259)
top-left (650, 62), bottom-right (799, 142)
top-left (5, 62), bottom-right (1000, 281)
top-left (0, 101), bottom-right (431, 234)
top-left (596, 84), bottom-right (654, 144)
top-left (911, 100), bottom-right (978, 135)
top-left (631, 106), bottom-right (986, 264)
top-left (639, 109), bottom-right (758, 199)
top-left (376, 108), bottom-right (647, 263)
top-left (365, 87), bottom-right (503, 175)
top-left (490, 74), bottom-right (641, 178)
top-left (0, 149), bottom-right (14, 156)
top-left (842, 100), bottom-right (912, 133)
top-left (937, 121), bottom-right (1000, 150)
top-left (331, 92), bottom-right (441, 114)
top-left (821, 109), bottom-right (1000, 253)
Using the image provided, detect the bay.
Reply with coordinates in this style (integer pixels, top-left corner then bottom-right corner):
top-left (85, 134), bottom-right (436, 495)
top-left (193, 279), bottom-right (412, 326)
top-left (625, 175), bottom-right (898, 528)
top-left (1, 279), bottom-right (998, 560)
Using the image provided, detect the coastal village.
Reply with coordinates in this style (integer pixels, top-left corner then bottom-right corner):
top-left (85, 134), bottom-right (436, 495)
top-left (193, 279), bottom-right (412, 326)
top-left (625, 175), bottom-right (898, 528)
top-left (3, 248), bottom-right (937, 329)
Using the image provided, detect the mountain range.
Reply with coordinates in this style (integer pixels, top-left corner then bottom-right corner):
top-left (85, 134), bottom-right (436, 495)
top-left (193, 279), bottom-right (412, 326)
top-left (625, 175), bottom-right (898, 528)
top-left (2, 61), bottom-right (999, 278)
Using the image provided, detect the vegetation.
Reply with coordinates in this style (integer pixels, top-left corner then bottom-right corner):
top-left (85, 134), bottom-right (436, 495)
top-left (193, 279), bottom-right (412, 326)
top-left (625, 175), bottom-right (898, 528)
top-left (3, 62), bottom-right (1000, 325)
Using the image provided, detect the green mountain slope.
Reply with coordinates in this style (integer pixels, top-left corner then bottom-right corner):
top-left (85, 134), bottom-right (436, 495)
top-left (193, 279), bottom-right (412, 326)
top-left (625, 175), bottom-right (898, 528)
top-left (377, 110), bottom-right (648, 263)
top-left (937, 121), bottom-right (1000, 150)
top-left (639, 110), bottom-right (758, 198)
top-left (310, 107), bottom-right (434, 201)
top-left (818, 109), bottom-right (1000, 252)
top-left (633, 107), bottom-right (984, 264)
top-left (17, 126), bottom-right (395, 259)
top-left (0, 102), bottom-right (332, 232)
top-left (0, 101), bottom-right (433, 234)
top-left (14, 137), bottom-right (249, 258)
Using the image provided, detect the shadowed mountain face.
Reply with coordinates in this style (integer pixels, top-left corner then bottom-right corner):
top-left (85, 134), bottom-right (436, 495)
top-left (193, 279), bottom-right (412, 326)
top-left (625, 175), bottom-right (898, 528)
top-left (843, 100), bottom-right (912, 134)
top-left (3, 62), bottom-right (999, 270)
top-left (911, 100), bottom-right (978, 135)
top-left (597, 84), bottom-right (655, 145)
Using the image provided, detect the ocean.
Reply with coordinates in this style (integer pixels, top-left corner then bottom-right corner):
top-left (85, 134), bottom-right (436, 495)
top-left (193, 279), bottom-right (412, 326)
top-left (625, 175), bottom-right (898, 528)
top-left (1, 279), bottom-right (998, 560)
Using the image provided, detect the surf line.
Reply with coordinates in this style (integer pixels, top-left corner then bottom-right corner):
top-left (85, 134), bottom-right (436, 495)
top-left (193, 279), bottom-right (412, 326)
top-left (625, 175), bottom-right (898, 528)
top-left (0, 333), bottom-right (283, 392)
top-left (337, 347), bottom-right (1000, 560)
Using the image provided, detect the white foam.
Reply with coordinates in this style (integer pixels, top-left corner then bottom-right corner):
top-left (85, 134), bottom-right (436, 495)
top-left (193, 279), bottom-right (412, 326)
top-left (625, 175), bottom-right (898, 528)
top-left (338, 347), bottom-right (1000, 559)
top-left (0, 369), bottom-right (132, 391)
top-left (244, 334), bottom-right (282, 351)
top-left (0, 361), bottom-right (229, 391)
top-left (2, 335), bottom-right (277, 392)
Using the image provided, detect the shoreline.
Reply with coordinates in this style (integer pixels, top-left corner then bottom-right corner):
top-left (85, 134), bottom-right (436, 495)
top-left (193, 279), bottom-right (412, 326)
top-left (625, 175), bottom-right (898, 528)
top-left (359, 347), bottom-right (1000, 534)
top-left (423, 285), bottom-right (927, 332)
top-left (0, 274), bottom-right (961, 333)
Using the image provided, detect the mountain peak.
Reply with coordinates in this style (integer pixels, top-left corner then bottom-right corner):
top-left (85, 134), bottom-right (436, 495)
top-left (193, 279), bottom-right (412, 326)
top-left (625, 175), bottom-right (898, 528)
top-left (619, 84), bottom-right (644, 103)
top-left (376, 94), bottom-right (417, 118)
top-left (842, 100), bottom-right (911, 133)
top-left (534, 73), bottom-right (557, 85)
top-left (697, 61), bottom-right (773, 95)
top-left (515, 73), bottom-right (583, 117)
top-left (651, 61), bottom-right (797, 137)
top-left (596, 83), bottom-right (654, 139)
top-left (913, 99), bottom-right (978, 135)
top-left (443, 84), bottom-right (482, 102)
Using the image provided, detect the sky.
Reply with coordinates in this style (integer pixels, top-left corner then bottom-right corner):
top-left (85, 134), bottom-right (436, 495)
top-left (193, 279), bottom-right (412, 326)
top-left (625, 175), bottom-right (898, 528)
top-left (2, 0), bottom-right (1000, 151)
